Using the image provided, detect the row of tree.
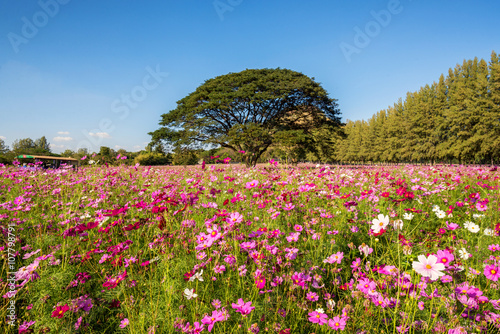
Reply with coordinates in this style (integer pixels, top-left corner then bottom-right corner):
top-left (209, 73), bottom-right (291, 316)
top-left (336, 51), bottom-right (500, 164)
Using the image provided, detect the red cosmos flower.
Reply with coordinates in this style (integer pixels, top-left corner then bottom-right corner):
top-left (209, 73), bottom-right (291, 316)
top-left (109, 299), bottom-right (121, 308)
top-left (151, 206), bottom-right (168, 214)
top-left (51, 304), bottom-right (70, 318)
top-left (184, 270), bottom-right (195, 281)
top-left (404, 191), bottom-right (414, 200)
top-left (380, 192), bottom-right (390, 198)
top-left (123, 222), bottom-right (141, 231)
top-left (372, 228), bottom-right (386, 236)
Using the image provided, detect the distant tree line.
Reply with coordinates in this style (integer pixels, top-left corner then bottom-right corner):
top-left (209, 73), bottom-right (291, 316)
top-left (336, 51), bottom-right (500, 165)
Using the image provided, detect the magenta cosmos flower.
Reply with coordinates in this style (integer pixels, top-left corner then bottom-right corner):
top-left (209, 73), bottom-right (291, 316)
top-left (308, 311), bottom-right (328, 325)
top-left (231, 298), bottom-right (255, 316)
top-left (255, 276), bottom-right (266, 289)
top-left (488, 244), bottom-right (500, 251)
top-left (484, 265), bottom-right (500, 281)
top-left (51, 304), bottom-right (70, 318)
top-left (412, 255), bottom-right (445, 281)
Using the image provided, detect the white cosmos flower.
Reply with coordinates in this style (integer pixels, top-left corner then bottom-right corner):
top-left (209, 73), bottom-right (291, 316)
top-left (392, 219), bottom-right (404, 230)
top-left (183, 288), bottom-right (198, 299)
top-left (315, 308), bottom-right (325, 313)
top-left (189, 269), bottom-right (204, 282)
top-left (458, 248), bottom-right (470, 260)
top-left (371, 214), bottom-right (389, 233)
top-left (412, 255), bottom-right (445, 281)
top-left (432, 205), bottom-right (441, 212)
top-left (464, 221), bottom-right (474, 229)
top-left (327, 299), bottom-right (336, 309)
top-left (484, 228), bottom-right (495, 236)
top-left (467, 223), bottom-right (480, 233)
top-left (435, 210), bottom-right (446, 219)
top-left (403, 213), bottom-right (414, 221)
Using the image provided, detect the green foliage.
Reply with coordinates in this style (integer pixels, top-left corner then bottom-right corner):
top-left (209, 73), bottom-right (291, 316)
top-left (0, 138), bottom-right (9, 154)
top-left (134, 152), bottom-right (172, 166)
top-left (171, 148), bottom-right (198, 166)
top-left (150, 68), bottom-right (342, 167)
top-left (337, 51), bottom-right (500, 164)
top-left (11, 136), bottom-right (52, 155)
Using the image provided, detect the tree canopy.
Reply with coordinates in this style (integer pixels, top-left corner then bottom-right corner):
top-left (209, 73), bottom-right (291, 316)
top-left (149, 68), bottom-right (342, 166)
top-left (11, 136), bottom-right (52, 155)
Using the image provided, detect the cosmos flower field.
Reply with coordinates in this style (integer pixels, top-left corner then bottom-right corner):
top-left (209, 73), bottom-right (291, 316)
top-left (1, 162), bottom-right (500, 333)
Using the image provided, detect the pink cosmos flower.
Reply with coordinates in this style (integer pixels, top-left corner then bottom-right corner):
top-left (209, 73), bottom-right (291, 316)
top-left (436, 249), bottom-right (454, 267)
top-left (286, 232), bottom-right (300, 243)
top-left (308, 311), bottom-right (328, 325)
top-left (120, 318), bottom-right (129, 328)
top-left (323, 251), bottom-right (344, 264)
top-left (412, 255), bottom-right (445, 281)
top-left (476, 201), bottom-right (488, 211)
top-left (226, 212), bottom-right (243, 225)
top-left (441, 275), bottom-right (453, 283)
top-left (214, 265), bottom-right (226, 274)
top-left (19, 320), bottom-right (36, 333)
top-left (484, 265), bottom-right (500, 281)
top-left (201, 310), bottom-right (226, 332)
top-left (290, 272), bottom-right (306, 287)
top-left (231, 298), bottom-right (255, 316)
top-left (245, 180), bottom-right (259, 189)
top-left (306, 292), bottom-right (319, 301)
top-left (328, 316), bottom-right (346, 330)
top-left (357, 278), bottom-right (376, 294)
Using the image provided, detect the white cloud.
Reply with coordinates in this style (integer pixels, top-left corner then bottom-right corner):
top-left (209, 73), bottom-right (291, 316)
top-left (114, 145), bottom-right (122, 150)
top-left (53, 136), bottom-right (73, 142)
top-left (133, 145), bottom-right (142, 150)
top-left (89, 132), bottom-right (111, 138)
top-left (0, 136), bottom-right (6, 140)
top-left (57, 131), bottom-right (70, 135)
top-left (50, 143), bottom-right (64, 149)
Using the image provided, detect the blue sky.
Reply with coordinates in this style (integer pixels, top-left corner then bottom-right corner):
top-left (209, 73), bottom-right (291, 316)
top-left (1, 0), bottom-right (499, 153)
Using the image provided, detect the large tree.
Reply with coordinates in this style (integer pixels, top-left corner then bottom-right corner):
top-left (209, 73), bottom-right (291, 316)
top-left (149, 68), bottom-right (341, 166)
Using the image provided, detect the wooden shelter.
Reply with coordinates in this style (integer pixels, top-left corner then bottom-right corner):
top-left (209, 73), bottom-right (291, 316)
top-left (16, 155), bottom-right (79, 169)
